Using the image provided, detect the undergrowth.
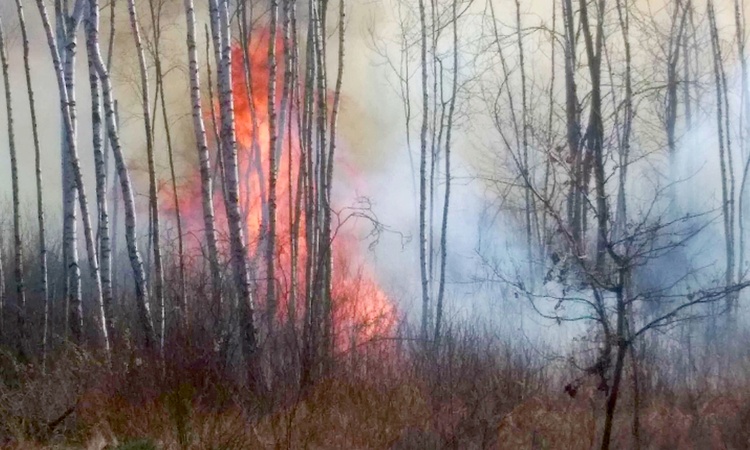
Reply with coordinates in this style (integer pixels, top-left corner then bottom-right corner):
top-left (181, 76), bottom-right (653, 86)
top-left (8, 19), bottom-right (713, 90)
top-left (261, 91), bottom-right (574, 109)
top-left (1, 329), bottom-right (749, 449)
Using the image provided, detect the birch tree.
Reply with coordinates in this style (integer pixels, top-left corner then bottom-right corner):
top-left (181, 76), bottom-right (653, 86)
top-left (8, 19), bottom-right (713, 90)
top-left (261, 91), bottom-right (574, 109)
top-left (127, 0), bottom-right (166, 350)
top-left (35, 0), bottom-right (110, 353)
top-left (85, 0), bottom-right (114, 341)
top-left (147, 0), bottom-right (187, 324)
top-left (0, 16), bottom-right (27, 358)
top-left (55, 0), bottom-right (82, 342)
top-left (213, 0), bottom-right (261, 389)
top-left (418, 0), bottom-right (431, 342)
top-left (14, 0), bottom-right (50, 364)
top-left (86, 0), bottom-right (156, 348)
top-left (183, 0), bottom-right (222, 327)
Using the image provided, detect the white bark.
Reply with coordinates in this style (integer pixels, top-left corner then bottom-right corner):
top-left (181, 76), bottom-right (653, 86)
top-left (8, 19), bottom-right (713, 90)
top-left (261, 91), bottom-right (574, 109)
top-left (417, 0), bottom-right (430, 340)
top-left (35, 0), bottom-right (108, 351)
top-left (14, 0), bottom-right (50, 364)
top-left (57, 0), bottom-right (82, 342)
top-left (267, 0), bottom-right (281, 336)
top-left (148, 0), bottom-right (187, 325)
top-left (214, 0), bottom-right (260, 386)
top-left (86, 0), bottom-right (156, 348)
top-left (184, 0), bottom-right (222, 319)
top-left (0, 16), bottom-right (28, 356)
top-left (127, 0), bottom-right (166, 351)
top-left (86, 0), bottom-right (114, 342)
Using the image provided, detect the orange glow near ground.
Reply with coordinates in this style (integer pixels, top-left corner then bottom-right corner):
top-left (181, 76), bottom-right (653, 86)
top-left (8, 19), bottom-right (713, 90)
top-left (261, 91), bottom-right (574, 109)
top-left (167, 31), bottom-right (396, 351)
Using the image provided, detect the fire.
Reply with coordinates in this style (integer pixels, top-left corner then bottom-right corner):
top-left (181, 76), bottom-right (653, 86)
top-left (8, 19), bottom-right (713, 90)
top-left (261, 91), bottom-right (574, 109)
top-left (168, 31), bottom-right (396, 351)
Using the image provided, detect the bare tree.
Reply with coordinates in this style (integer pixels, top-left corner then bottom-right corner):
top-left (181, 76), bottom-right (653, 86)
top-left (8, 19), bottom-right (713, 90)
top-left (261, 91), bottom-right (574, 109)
top-left (14, 0), bottom-right (50, 365)
top-left (34, 0), bottom-right (109, 353)
top-left (86, 0), bottom-right (156, 348)
top-left (708, 0), bottom-right (737, 311)
top-left (267, 0), bottom-right (282, 338)
top-left (418, 0), bottom-right (431, 341)
top-left (434, 0), bottom-right (459, 348)
top-left (183, 0), bottom-right (221, 328)
top-left (85, 0), bottom-right (114, 343)
top-left (147, 0), bottom-right (187, 326)
top-left (212, 0), bottom-right (261, 390)
top-left (0, 15), bottom-right (27, 358)
top-left (127, 0), bottom-right (166, 350)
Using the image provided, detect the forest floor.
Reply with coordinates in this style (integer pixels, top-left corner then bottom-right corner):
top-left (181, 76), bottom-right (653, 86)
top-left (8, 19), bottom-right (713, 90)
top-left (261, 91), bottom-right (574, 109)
top-left (1, 336), bottom-right (749, 449)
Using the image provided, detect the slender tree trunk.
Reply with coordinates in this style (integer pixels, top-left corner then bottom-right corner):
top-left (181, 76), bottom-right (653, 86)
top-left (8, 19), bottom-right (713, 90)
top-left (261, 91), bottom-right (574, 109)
top-left (561, 0), bottom-right (584, 252)
top-left (579, 0), bottom-right (607, 272)
top-left (127, 0), bottom-right (166, 351)
top-left (149, 0), bottom-right (187, 327)
top-left (0, 17), bottom-right (28, 359)
top-left (316, 0), bottom-right (335, 368)
top-left (601, 333), bottom-right (627, 450)
top-left (434, 0), bottom-right (458, 349)
top-left (666, 4), bottom-right (688, 209)
top-left (323, 0), bottom-right (346, 359)
top-left (184, 0), bottom-right (222, 331)
top-left (418, 0), bottom-right (431, 342)
top-left (300, 16), bottom-right (318, 384)
top-left (214, 0), bottom-right (261, 391)
top-left (110, 101), bottom-right (121, 306)
top-left (266, 0), bottom-right (281, 340)
top-left (86, 0), bottom-right (156, 348)
top-left (14, 0), bottom-right (49, 365)
top-left (709, 0), bottom-right (736, 312)
top-left (56, 1), bottom-right (81, 344)
top-left (287, 0), bottom-right (301, 348)
top-left (85, 1), bottom-right (114, 344)
top-left (614, 0), bottom-right (632, 242)
top-left (515, 0), bottom-right (534, 284)
top-left (601, 275), bottom-right (628, 450)
top-left (35, 0), bottom-right (109, 352)
top-left (205, 25), bottom-right (227, 202)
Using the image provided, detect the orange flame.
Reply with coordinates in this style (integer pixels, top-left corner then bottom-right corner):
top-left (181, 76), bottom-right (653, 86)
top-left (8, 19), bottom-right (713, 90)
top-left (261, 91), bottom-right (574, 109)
top-left (169, 31), bottom-right (396, 351)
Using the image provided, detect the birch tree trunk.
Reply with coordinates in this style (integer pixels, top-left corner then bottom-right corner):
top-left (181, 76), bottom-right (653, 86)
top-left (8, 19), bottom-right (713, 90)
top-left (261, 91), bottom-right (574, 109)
top-left (36, 0), bottom-right (110, 352)
top-left (417, 0), bottom-right (431, 342)
top-left (148, 0), bottom-right (187, 326)
top-left (434, 0), bottom-right (458, 348)
top-left (0, 17), bottom-right (28, 358)
top-left (56, 0), bottom-right (82, 343)
top-left (267, 0), bottom-right (281, 338)
top-left (85, 1), bottom-right (114, 342)
top-left (127, 0), bottom-right (166, 351)
top-left (214, 0), bottom-right (261, 389)
top-left (327, 0), bottom-right (346, 354)
top-left (183, 0), bottom-right (222, 328)
top-left (15, 0), bottom-right (50, 365)
top-left (85, 0), bottom-right (156, 348)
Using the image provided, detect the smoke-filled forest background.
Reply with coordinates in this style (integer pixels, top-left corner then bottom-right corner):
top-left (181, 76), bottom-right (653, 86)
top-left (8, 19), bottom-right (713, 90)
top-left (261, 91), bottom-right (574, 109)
top-left (2, 0), bottom-right (750, 448)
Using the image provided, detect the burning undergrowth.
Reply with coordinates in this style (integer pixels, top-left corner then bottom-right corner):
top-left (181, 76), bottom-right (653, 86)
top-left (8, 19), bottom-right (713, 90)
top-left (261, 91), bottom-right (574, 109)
top-left (161, 30), bottom-right (396, 352)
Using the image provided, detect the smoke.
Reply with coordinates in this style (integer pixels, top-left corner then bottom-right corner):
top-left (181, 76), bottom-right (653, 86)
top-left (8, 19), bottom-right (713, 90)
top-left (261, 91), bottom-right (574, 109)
top-left (3, 0), bottom-right (750, 356)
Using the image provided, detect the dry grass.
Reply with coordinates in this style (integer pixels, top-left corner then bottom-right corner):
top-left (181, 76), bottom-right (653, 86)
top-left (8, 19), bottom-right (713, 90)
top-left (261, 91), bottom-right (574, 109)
top-left (2, 336), bottom-right (750, 450)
